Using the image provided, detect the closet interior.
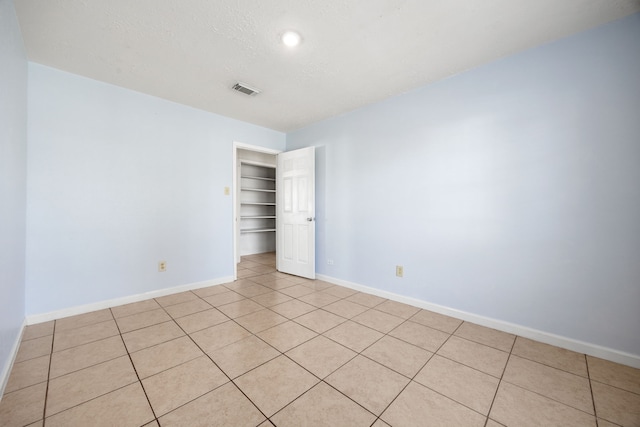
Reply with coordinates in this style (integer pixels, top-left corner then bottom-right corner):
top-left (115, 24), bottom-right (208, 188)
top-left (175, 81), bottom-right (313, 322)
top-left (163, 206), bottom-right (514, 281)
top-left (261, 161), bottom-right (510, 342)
top-left (236, 149), bottom-right (277, 260)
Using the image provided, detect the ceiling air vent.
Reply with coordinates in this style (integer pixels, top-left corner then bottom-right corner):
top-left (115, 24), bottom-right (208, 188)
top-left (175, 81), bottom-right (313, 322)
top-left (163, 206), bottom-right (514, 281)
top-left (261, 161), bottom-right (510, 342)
top-left (232, 82), bottom-right (261, 96)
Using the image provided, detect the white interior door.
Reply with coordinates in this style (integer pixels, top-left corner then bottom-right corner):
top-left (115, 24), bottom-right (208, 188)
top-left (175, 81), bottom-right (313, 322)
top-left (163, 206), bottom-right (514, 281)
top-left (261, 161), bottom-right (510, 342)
top-left (277, 147), bottom-right (315, 279)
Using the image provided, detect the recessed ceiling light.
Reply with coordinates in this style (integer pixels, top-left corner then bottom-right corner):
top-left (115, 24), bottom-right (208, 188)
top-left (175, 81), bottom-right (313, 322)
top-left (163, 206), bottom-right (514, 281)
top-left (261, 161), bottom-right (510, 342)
top-left (282, 31), bottom-right (302, 48)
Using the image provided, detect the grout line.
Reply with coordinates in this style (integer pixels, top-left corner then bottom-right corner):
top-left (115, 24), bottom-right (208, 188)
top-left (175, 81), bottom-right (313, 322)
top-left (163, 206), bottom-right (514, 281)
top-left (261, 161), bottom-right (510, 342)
top-left (483, 331), bottom-right (517, 427)
top-left (111, 307), bottom-right (159, 422)
top-left (41, 321), bottom-right (56, 426)
top-left (585, 354), bottom-right (599, 423)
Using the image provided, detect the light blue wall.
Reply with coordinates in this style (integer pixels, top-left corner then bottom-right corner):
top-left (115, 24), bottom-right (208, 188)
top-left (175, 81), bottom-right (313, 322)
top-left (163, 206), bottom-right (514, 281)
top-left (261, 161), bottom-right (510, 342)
top-left (287, 13), bottom-right (640, 356)
top-left (25, 64), bottom-right (285, 315)
top-left (0, 0), bottom-right (28, 382)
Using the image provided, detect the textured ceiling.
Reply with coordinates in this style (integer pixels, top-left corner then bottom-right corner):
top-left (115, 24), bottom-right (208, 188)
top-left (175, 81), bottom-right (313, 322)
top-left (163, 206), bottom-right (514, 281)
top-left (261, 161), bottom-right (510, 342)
top-left (14, 0), bottom-right (640, 132)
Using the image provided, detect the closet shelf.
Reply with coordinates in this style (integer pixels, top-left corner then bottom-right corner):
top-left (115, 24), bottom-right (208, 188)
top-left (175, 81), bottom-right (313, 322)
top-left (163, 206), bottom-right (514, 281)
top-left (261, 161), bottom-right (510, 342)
top-left (241, 202), bottom-right (276, 206)
top-left (241, 215), bottom-right (276, 219)
top-left (241, 175), bottom-right (276, 182)
top-left (241, 228), bottom-right (276, 234)
top-left (241, 187), bottom-right (276, 193)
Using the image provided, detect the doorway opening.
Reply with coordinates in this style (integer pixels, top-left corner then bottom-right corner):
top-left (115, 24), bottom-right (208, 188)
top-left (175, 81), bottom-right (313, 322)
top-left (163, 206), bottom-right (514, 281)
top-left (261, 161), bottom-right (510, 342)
top-left (233, 143), bottom-right (280, 279)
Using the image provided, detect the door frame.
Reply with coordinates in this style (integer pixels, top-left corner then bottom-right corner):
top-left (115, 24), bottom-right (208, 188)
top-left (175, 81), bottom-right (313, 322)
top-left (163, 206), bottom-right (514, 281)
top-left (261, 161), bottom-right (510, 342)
top-left (232, 141), bottom-right (282, 280)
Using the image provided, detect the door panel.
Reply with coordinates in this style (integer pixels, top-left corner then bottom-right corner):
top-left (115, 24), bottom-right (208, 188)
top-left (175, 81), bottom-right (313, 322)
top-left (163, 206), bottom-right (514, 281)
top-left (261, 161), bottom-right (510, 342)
top-left (277, 147), bottom-right (315, 279)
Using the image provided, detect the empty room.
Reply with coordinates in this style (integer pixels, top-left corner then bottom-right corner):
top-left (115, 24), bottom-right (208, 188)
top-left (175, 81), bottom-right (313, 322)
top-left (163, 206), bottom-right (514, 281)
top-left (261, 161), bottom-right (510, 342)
top-left (1, 0), bottom-right (639, 426)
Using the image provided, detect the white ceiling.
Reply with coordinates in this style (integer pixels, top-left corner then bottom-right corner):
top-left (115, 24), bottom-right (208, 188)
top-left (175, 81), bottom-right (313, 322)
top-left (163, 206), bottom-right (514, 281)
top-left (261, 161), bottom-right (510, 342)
top-left (14, 0), bottom-right (640, 132)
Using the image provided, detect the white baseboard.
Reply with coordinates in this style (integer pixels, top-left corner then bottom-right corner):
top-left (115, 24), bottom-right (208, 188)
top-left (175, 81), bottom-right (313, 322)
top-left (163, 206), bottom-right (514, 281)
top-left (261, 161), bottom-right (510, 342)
top-left (0, 318), bottom-right (27, 400)
top-left (318, 274), bottom-right (640, 369)
top-left (26, 276), bottom-right (234, 325)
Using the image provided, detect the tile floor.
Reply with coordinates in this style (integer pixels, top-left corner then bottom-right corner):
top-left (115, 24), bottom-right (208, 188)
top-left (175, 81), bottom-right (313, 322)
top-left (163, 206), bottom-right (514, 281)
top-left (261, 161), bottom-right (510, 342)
top-left (1, 252), bottom-right (639, 426)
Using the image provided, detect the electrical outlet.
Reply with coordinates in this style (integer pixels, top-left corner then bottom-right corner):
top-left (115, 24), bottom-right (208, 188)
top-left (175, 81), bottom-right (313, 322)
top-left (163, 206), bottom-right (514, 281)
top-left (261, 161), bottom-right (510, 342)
top-left (396, 265), bottom-right (403, 277)
top-left (158, 261), bottom-right (167, 272)
top-left (327, 259), bottom-right (334, 265)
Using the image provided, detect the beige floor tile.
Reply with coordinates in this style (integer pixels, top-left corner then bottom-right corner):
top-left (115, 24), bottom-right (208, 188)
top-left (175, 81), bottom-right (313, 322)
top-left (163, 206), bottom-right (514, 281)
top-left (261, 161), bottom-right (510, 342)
top-left (164, 298), bottom-right (212, 319)
top-left (131, 335), bottom-right (203, 379)
top-left (271, 382), bottom-right (376, 427)
top-left (142, 421), bottom-right (160, 427)
top-left (298, 291), bottom-right (341, 308)
top-left (192, 284), bottom-right (229, 298)
top-left (381, 381), bottom-right (485, 427)
top-left (454, 322), bottom-right (515, 352)
top-left (155, 291), bottom-right (198, 307)
top-left (490, 382), bottom-right (596, 427)
top-left (389, 320), bottom-right (450, 352)
top-left (45, 382), bottom-right (154, 427)
top-left (53, 319), bottom-right (119, 352)
top-left (372, 419), bottom-right (391, 427)
top-left (237, 268), bottom-right (261, 278)
top-left (142, 356), bottom-right (228, 416)
top-left (323, 299), bottom-right (369, 319)
top-left (49, 335), bottom-right (126, 378)
top-left (110, 299), bottom-right (160, 319)
top-left (15, 335), bottom-right (52, 363)
top-left (270, 299), bottom-right (317, 319)
top-left (260, 279), bottom-right (299, 291)
top-left (362, 335), bottom-right (432, 378)
top-left (46, 356), bottom-right (138, 416)
top-left (596, 420), bottom-right (621, 427)
top-left (115, 308), bottom-right (172, 333)
top-left (25, 421), bottom-right (44, 427)
top-left (591, 381), bottom-right (640, 427)
top-left (224, 278), bottom-right (257, 291)
top-left (257, 321), bottom-right (318, 352)
top-left (248, 274), bottom-right (283, 286)
top-left (295, 309), bottom-right (346, 333)
top-left (190, 320), bottom-right (251, 354)
top-left (485, 419), bottom-right (506, 427)
top-left (326, 355), bottom-right (409, 415)
top-left (0, 382), bottom-right (46, 427)
top-left (234, 309), bottom-right (288, 333)
top-left (209, 335), bottom-right (279, 379)
top-left (285, 275), bottom-right (314, 286)
top-left (323, 285), bottom-right (359, 299)
top-left (55, 309), bottom-right (113, 332)
top-left (22, 321), bottom-right (54, 341)
top-left (158, 382), bottom-right (265, 427)
top-left (279, 284), bottom-right (317, 298)
top-left (249, 264), bottom-right (276, 274)
top-left (121, 320), bottom-right (184, 353)
top-left (375, 300), bottom-right (421, 319)
top-left (287, 335), bottom-right (357, 378)
top-left (251, 290), bottom-right (293, 307)
top-left (174, 308), bottom-right (228, 334)
top-left (503, 355), bottom-right (593, 413)
top-left (301, 280), bottom-right (335, 291)
top-left (437, 336), bottom-right (509, 378)
top-left (216, 299), bottom-right (264, 318)
top-left (202, 290), bottom-right (245, 306)
top-left (409, 309), bottom-right (463, 333)
top-left (4, 355), bottom-right (50, 393)
top-left (415, 355), bottom-right (499, 415)
top-left (352, 309), bottom-right (405, 334)
top-left (324, 320), bottom-right (384, 352)
top-left (512, 337), bottom-right (588, 377)
top-left (234, 283), bottom-right (272, 298)
top-left (587, 356), bottom-right (640, 394)
top-left (236, 355), bottom-right (319, 416)
top-left (238, 260), bottom-right (262, 269)
top-left (346, 292), bottom-right (387, 308)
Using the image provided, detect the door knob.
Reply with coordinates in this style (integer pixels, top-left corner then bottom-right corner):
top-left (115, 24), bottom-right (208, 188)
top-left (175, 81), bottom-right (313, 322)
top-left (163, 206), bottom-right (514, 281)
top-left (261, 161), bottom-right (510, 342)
top-left (307, 217), bottom-right (315, 221)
